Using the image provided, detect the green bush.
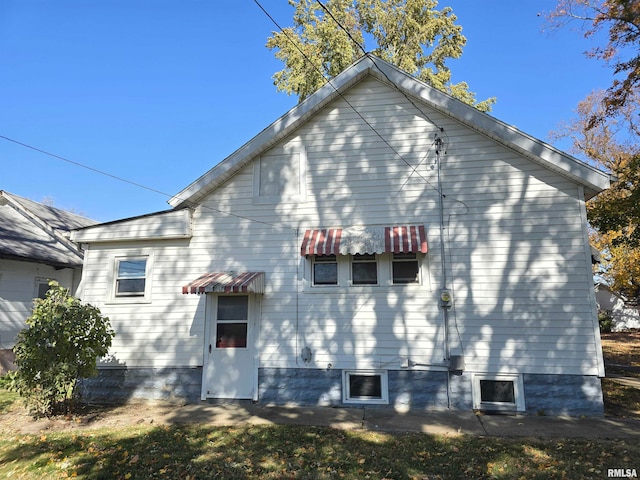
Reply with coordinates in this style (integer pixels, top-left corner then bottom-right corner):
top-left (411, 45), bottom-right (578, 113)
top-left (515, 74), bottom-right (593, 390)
top-left (598, 310), bottom-right (614, 333)
top-left (6, 282), bottom-right (114, 417)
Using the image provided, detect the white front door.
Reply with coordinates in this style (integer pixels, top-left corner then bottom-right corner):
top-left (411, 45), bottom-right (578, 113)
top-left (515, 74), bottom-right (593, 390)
top-left (202, 294), bottom-right (257, 399)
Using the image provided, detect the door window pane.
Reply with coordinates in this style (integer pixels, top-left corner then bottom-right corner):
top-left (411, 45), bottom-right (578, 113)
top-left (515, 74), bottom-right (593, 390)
top-left (217, 296), bottom-right (248, 320)
top-left (216, 323), bottom-right (247, 348)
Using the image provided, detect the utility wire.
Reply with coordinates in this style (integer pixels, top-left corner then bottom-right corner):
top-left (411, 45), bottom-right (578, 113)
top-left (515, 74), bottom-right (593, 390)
top-left (0, 135), bottom-right (291, 230)
top-left (314, 0), bottom-right (448, 143)
top-left (1, 135), bottom-right (169, 198)
top-left (255, 0), bottom-right (443, 195)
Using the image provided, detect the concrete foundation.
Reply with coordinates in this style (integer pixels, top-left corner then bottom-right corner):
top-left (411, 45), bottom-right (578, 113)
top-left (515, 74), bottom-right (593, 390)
top-left (80, 367), bottom-right (604, 416)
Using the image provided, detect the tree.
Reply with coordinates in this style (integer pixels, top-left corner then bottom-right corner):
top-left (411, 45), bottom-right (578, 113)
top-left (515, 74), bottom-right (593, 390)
top-left (552, 90), bottom-right (640, 302)
top-left (8, 282), bottom-right (114, 417)
top-left (266, 0), bottom-right (496, 111)
top-left (547, 0), bottom-right (640, 124)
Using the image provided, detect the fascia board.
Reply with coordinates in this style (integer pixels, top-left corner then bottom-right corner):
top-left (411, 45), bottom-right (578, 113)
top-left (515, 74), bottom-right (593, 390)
top-left (70, 208), bottom-right (192, 243)
top-left (168, 54), bottom-right (609, 209)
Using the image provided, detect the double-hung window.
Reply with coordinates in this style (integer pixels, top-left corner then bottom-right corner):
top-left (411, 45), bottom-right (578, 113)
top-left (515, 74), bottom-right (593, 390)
top-left (115, 258), bottom-right (147, 297)
top-left (312, 255), bottom-right (338, 285)
top-left (352, 254), bottom-right (378, 285)
top-left (392, 253), bottom-right (420, 284)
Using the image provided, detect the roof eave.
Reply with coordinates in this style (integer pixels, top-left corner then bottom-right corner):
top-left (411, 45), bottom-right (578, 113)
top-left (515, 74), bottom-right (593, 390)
top-left (168, 56), bottom-right (374, 209)
top-left (168, 54), bottom-right (610, 208)
top-left (363, 59), bottom-right (611, 199)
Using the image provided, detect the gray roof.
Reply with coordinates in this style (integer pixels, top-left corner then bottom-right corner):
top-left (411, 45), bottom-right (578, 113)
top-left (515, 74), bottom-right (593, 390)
top-left (0, 191), bottom-right (96, 268)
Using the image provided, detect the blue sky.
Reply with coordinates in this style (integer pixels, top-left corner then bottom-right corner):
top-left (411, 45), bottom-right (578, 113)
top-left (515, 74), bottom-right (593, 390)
top-left (1, 1), bottom-right (612, 222)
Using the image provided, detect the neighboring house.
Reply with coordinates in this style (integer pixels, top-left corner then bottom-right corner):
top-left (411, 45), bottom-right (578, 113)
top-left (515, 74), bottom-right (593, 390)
top-left (0, 190), bottom-right (95, 371)
top-left (596, 283), bottom-right (640, 331)
top-left (71, 55), bottom-right (611, 415)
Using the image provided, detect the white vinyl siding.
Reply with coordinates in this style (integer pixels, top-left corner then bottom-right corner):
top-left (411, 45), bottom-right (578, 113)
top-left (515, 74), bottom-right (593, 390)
top-left (0, 259), bottom-right (76, 349)
top-left (78, 76), bottom-right (601, 377)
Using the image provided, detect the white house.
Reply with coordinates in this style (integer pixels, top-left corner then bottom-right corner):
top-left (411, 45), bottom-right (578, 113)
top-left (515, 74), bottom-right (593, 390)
top-left (71, 55), bottom-right (610, 415)
top-left (596, 283), bottom-right (640, 331)
top-left (0, 191), bottom-right (95, 372)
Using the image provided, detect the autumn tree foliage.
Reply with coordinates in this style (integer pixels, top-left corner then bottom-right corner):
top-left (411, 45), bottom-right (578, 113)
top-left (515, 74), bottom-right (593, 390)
top-left (548, 0), bottom-right (640, 124)
top-left (266, 0), bottom-right (495, 111)
top-left (552, 90), bottom-right (640, 303)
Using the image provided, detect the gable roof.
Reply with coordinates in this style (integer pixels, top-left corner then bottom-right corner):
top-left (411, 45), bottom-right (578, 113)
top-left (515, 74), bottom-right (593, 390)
top-left (168, 54), bottom-right (610, 210)
top-left (0, 191), bottom-right (96, 268)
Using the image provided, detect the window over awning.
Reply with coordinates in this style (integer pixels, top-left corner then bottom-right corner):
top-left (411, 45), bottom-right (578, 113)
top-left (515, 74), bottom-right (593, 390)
top-left (300, 225), bottom-right (427, 256)
top-left (182, 271), bottom-right (265, 294)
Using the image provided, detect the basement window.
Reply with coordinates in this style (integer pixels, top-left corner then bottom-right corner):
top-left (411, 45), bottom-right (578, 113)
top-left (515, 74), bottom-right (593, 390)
top-left (342, 370), bottom-right (389, 404)
top-left (472, 374), bottom-right (525, 412)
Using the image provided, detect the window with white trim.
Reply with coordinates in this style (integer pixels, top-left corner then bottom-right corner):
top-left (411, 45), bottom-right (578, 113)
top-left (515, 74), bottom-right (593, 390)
top-left (472, 374), bottom-right (525, 412)
top-left (35, 278), bottom-right (52, 299)
top-left (312, 255), bottom-right (338, 286)
top-left (351, 254), bottom-right (378, 285)
top-left (115, 258), bottom-right (147, 296)
top-left (343, 370), bottom-right (389, 404)
top-left (109, 253), bottom-right (152, 302)
top-left (306, 253), bottom-right (423, 289)
top-left (215, 296), bottom-right (249, 349)
top-left (392, 253), bottom-right (420, 284)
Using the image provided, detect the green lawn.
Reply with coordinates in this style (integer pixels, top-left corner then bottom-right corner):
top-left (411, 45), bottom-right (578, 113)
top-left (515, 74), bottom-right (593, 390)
top-left (2, 333), bottom-right (640, 480)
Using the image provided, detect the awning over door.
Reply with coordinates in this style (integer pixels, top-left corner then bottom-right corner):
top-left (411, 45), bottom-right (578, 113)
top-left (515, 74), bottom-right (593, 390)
top-left (182, 271), bottom-right (265, 294)
top-left (300, 225), bottom-right (427, 256)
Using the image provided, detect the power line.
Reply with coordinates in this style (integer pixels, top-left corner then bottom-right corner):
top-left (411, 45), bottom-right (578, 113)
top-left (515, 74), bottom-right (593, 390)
top-left (1, 135), bottom-right (169, 198)
top-left (255, 0), bottom-right (443, 194)
top-left (314, 0), bottom-right (448, 141)
top-left (0, 135), bottom-right (291, 230)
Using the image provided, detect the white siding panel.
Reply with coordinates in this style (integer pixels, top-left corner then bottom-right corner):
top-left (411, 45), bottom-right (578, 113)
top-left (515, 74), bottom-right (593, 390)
top-left (72, 209), bottom-right (191, 243)
top-left (0, 260), bottom-right (76, 348)
top-left (81, 76), bottom-right (601, 377)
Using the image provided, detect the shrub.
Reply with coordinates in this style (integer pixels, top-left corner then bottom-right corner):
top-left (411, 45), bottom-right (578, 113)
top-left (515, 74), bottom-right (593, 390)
top-left (7, 282), bottom-right (114, 417)
top-left (598, 310), bottom-right (614, 333)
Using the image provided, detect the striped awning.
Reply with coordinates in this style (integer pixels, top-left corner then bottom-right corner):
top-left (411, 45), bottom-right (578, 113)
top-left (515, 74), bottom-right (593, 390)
top-left (182, 271), bottom-right (265, 294)
top-left (300, 225), bottom-right (427, 256)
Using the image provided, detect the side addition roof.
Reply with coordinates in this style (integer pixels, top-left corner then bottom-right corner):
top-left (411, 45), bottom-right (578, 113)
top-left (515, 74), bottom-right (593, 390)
top-left (0, 191), bottom-right (96, 268)
top-left (168, 54), bottom-right (611, 210)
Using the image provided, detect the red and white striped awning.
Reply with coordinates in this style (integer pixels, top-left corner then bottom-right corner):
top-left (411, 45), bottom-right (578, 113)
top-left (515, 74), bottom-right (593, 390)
top-left (300, 225), bottom-right (427, 256)
top-left (182, 271), bottom-right (265, 294)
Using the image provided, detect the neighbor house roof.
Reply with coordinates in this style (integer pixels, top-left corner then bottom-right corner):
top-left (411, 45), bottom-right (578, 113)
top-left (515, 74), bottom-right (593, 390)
top-left (168, 54), bottom-right (611, 210)
top-left (0, 191), bottom-right (96, 268)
